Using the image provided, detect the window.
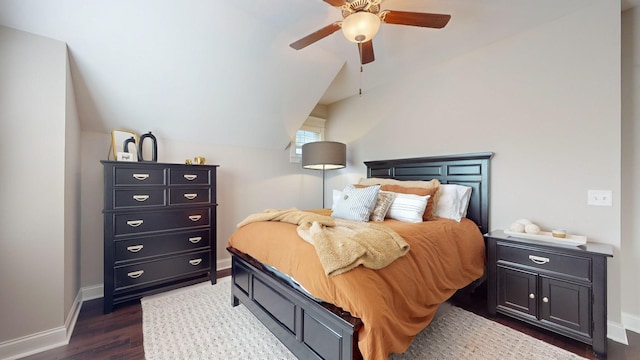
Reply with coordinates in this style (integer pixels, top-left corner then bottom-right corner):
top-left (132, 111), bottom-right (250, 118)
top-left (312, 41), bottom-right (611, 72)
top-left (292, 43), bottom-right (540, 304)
top-left (290, 116), bottom-right (326, 163)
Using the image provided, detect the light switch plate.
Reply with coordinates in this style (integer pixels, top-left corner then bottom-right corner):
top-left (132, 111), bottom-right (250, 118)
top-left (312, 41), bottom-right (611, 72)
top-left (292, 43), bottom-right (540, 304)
top-left (588, 190), bottom-right (613, 206)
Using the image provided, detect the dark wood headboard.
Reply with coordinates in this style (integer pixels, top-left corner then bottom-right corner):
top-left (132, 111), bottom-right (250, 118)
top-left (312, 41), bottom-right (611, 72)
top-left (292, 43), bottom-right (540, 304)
top-left (364, 152), bottom-right (493, 234)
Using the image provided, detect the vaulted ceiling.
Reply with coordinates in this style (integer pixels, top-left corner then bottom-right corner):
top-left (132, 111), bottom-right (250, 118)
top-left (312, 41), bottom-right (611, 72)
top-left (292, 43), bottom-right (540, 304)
top-left (0, 0), bottom-right (630, 149)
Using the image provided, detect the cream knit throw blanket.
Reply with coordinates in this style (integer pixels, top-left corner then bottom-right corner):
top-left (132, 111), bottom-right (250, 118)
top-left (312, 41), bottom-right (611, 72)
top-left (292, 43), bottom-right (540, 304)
top-left (237, 208), bottom-right (410, 276)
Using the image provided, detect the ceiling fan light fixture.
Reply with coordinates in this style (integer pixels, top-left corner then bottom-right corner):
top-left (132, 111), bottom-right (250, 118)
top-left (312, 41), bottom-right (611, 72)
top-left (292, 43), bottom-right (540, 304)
top-left (341, 11), bottom-right (381, 43)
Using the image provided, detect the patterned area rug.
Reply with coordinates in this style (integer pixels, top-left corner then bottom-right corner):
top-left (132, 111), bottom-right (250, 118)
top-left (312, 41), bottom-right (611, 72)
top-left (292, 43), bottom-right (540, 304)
top-left (142, 277), bottom-right (586, 360)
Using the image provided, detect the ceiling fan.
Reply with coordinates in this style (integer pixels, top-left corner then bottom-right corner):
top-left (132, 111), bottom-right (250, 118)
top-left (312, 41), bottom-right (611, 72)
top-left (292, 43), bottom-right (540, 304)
top-left (290, 0), bottom-right (451, 65)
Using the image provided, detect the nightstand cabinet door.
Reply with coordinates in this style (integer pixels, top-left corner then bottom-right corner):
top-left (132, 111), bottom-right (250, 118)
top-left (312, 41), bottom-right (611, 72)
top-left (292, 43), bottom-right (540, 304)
top-left (540, 276), bottom-right (591, 337)
top-left (102, 161), bottom-right (219, 314)
top-left (497, 266), bottom-right (538, 319)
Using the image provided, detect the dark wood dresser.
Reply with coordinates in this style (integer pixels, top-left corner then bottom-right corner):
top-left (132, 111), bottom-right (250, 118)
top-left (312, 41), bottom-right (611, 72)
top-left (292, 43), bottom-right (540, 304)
top-left (102, 161), bottom-right (218, 313)
top-left (486, 230), bottom-right (613, 357)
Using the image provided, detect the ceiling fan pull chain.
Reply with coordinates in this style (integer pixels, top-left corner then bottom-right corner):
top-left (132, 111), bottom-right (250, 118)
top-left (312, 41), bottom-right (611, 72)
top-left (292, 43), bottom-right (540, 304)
top-left (359, 65), bottom-right (363, 97)
top-left (359, 42), bottom-right (364, 97)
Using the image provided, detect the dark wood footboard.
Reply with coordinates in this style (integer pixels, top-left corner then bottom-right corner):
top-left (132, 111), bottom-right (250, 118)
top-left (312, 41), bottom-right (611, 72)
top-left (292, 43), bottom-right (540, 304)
top-left (228, 247), bottom-right (363, 360)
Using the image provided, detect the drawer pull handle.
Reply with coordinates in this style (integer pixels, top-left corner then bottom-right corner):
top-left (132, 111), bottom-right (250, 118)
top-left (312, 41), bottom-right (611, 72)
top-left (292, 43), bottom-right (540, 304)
top-left (132, 195), bottom-right (149, 202)
top-left (132, 173), bottom-right (150, 181)
top-left (184, 174), bottom-right (198, 181)
top-left (189, 215), bottom-right (202, 222)
top-left (189, 258), bottom-right (202, 266)
top-left (184, 193), bottom-right (198, 200)
top-left (528, 255), bottom-right (550, 265)
top-left (529, 293), bottom-right (535, 299)
top-left (127, 270), bottom-right (144, 279)
top-left (126, 245), bottom-right (144, 253)
top-left (542, 297), bottom-right (549, 303)
top-left (127, 220), bottom-right (144, 227)
top-left (189, 236), bottom-right (202, 243)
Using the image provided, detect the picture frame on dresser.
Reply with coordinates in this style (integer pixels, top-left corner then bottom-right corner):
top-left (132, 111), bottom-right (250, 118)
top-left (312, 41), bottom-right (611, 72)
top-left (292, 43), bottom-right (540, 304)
top-left (101, 160), bottom-right (219, 313)
top-left (110, 129), bottom-right (139, 161)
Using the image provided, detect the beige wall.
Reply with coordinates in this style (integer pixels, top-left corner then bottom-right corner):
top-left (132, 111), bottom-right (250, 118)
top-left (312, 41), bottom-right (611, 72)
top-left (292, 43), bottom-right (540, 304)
top-left (0, 24), bottom-right (81, 351)
top-left (622, 7), bottom-right (640, 331)
top-left (79, 132), bottom-right (110, 288)
top-left (64, 50), bottom-right (82, 321)
top-left (328, 1), bottom-right (625, 328)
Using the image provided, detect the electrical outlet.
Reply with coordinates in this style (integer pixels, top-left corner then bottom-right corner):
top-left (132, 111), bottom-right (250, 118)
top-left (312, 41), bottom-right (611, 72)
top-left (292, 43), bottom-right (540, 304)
top-left (588, 190), bottom-right (613, 206)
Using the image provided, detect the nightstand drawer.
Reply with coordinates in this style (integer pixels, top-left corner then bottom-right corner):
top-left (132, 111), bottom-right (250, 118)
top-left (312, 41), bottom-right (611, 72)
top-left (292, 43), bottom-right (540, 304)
top-left (497, 243), bottom-right (591, 280)
top-left (170, 168), bottom-right (211, 185)
top-left (113, 189), bottom-right (166, 208)
top-left (169, 188), bottom-right (212, 205)
top-left (114, 167), bottom-right (166, 186)
top-left (114, 250), bottom-right (210, 290)
top-left (113, 208), bottom-right (211, 236)
top-left (114, 229), bottom-right (210, 262)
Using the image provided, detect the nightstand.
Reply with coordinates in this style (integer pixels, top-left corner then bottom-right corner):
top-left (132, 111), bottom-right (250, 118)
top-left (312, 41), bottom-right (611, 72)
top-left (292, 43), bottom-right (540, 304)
top-left (485, 230), bottom-right (613, 357)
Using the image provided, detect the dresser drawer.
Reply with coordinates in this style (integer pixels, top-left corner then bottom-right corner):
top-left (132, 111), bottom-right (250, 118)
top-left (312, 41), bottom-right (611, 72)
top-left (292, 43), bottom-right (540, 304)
top-left (114, 229), bottom-right (210, 262)
top-left (113, 208), bottom-right (211, 236)
top-left (113, 189), bottom-right (166, 208)
top-left (497, 242), bottom-right (591, 280)
top-left (114, 250), bottom-right (210, 290)
top-left (170, 168), bottom-right (211, 185)
top-left (114, 167), bottom-right (166, 186)
top-left (169, 188), bottom-right (211, 205)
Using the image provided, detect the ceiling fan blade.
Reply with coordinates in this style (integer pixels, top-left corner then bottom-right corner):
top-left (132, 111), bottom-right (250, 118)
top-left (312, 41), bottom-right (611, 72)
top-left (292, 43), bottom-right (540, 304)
top-left (323, 0), bottom-right (346, 6)
top-left (382, 10), bottom-right (451, 29)
top-left (290, 22), bottom-right (341, 50)
top-left (358, 40), bottom-right (374, 65)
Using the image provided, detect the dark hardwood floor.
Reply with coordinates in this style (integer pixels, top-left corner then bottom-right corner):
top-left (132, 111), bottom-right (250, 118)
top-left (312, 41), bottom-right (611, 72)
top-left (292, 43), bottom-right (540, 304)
top-left (449, 284), bottom-right (638, 360)
top-left (20, 270), bottom-right (637, 360)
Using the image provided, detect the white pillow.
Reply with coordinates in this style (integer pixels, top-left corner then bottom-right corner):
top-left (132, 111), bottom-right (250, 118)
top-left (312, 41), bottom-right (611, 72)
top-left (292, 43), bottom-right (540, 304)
top-left (331, 189), bottom-right (342, 211)
top-left (434, 184), bottom-right (472, 222)
top-left (460, 186), bottom-right (473, 218)
top-left (331, 184), bottom-right (380, 222)
top-left (386, 193), bottom-right (430, 223)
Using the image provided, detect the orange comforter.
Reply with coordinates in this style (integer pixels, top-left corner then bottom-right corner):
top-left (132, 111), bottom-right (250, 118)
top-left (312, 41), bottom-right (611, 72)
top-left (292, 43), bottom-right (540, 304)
top-left (228, 212), bottom-right (485, 360)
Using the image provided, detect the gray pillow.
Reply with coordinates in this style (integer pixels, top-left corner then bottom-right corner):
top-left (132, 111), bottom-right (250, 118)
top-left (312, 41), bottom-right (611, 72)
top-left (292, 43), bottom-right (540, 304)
top-left (331, 184), bottom-right (380, 222)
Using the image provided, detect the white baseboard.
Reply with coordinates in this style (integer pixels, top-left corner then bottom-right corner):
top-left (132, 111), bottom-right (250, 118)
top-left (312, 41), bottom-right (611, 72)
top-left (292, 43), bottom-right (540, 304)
top-left (607, 320), bottom-right (629, 345)
top-left (0, 326), bottom-right (68, 360)
top-left (217, 258), bottom-right (231, 271)
top-left (0, 288), bottom-right (84, 360)
top-left (64, 291), bottom-right (83, 341)
top-left (622, 311), bottom-right (640, 334)
top-left (81, 283), bottom-right (104, 301)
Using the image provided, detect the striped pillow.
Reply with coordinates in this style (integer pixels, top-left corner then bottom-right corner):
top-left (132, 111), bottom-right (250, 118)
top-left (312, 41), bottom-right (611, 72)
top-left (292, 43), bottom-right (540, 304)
top-left (386, 193), bottom-right (430, 223)
top-left (331, 184), bottom-right (380, 222)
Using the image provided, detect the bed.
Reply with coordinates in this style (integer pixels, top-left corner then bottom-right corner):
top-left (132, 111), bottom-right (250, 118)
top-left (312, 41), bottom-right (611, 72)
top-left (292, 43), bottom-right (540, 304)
top-left (227, 152), bottom-right (493, 360)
